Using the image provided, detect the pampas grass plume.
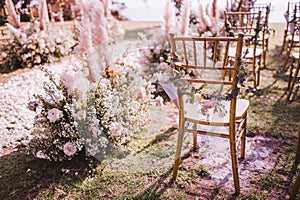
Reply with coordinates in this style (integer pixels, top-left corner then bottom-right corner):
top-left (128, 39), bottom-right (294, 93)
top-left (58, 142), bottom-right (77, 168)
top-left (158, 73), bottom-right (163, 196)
top-left (5, 0), bottom-right (20, 29)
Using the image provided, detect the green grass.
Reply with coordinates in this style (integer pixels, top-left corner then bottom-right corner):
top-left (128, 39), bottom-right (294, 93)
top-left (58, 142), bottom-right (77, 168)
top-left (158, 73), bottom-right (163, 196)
top-left (1, 28), bottom-right (300, 199)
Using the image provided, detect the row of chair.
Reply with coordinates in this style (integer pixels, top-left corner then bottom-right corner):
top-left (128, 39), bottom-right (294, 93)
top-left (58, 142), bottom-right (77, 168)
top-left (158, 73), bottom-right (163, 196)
top-left (281, 1), bottom-right (300, 100)
top-left (169, 1), bottom-right (299, 197)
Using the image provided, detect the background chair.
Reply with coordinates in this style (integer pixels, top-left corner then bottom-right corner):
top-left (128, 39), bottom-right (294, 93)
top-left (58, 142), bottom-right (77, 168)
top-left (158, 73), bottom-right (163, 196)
top-left (169, 33), bottom-right (248, 194)
top-left (286, 47), bottom-right (300, 100)
top-left (242, 3), bottom-right (271, 69)
top-left (281, 2), bottom-right (300, 55)
top-left (224, 11), bottom-right (263, 88)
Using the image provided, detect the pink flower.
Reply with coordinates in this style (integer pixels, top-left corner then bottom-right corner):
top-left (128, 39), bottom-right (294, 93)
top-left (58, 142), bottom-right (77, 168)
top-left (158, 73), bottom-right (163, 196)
top-left (63, 142), bottom-right (77, 156)
top-left (159, 62), bottom-right (169, 70)
top-left (36, 150), bottom-right (49, 160)
top-left (47, 108), bottom-right (63, 123)
top-left (155, 96), bottom-right (164, 106)
top-left (201, 100), bottom-right (217, 109)
top-left (137, 87), bottom-right (146, 99)
top-left (27, 99), bottom-right (39, 111)
top-left (139, 58), bottom-right (148, 65)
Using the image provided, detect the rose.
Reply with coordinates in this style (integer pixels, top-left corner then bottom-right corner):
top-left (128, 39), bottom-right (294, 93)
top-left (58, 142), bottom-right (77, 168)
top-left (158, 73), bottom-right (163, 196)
top-left (63, 142), bottom-right (77, 156)
top-left (201, 100), bottom-right (217, 109)
top-left (158, 62), bottom-right (169, 71)
top-left (27, 99), bottom-right (39, 111)
top-left (47, 108), bottom-right (63, 123)
top-left (155, 96), bottom-right (164, 106)
top-left (137, 87), bottom-right (146, 99)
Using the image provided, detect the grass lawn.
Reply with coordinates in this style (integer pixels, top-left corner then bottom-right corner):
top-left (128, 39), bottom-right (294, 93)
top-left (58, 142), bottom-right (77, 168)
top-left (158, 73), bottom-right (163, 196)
top-left (0, 22), bottom-right (300, 200)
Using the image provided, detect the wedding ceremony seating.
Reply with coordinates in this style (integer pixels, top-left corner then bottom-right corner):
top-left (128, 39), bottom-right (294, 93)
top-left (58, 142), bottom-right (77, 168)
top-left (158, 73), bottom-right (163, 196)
top-left (169, 32), bottom-right (249, 194)
top-left (286, 43), bottom-right (300, 100)
top-left (241, 3), bottom-right (271, 69)
top-left (224, 11), bottom-right (263, 88)
top-left (281, 2), bottom-right (300, 56)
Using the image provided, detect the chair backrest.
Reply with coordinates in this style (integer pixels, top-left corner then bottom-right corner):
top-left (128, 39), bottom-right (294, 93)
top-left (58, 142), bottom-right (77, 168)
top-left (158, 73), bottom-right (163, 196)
top-left (285, 2), bottom-right (300, 31)
top-left (242, 3), bottom-right (271, 28)
top-left (224, 11), bottom-right (262, 53)
top-left (169, 33), bottom-right (244, 116)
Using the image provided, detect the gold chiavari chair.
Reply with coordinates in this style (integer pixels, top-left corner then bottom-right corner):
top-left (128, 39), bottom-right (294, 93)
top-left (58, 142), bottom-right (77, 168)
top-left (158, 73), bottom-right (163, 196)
top-left (224, 11), bottom-right (263, 88)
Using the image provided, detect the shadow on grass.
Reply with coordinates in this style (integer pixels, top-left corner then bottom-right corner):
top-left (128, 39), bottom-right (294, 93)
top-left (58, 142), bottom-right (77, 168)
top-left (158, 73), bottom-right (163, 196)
top-left (132, 149), bottom-right (194, 200)
top-left (135, 127), bottom-right (177, 155)
top-left (0, 146), bottom-right (98, 200)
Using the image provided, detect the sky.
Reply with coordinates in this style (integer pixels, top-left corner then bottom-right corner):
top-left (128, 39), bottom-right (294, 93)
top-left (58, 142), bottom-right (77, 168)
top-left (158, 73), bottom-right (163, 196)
top-left (119, 0), bottom-right (291, 23)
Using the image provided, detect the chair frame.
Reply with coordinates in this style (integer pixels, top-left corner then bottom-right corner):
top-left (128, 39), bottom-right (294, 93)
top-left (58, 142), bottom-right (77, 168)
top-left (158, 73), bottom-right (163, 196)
top-left (281, 2), bottom-right (300, 55)
top-left (242, 3), bottom-right (271, 69)
top-left (224, 11), bottom-right (263, 88)
top-left (169, 33), bottom-right (247, 194)
top-left (289, 125), bottom-right (300, 200)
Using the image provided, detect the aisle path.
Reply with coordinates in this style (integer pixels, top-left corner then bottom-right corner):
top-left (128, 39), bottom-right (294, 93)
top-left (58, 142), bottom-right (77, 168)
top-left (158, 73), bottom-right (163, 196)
top-left (0, 59), bottom-right (72, 153)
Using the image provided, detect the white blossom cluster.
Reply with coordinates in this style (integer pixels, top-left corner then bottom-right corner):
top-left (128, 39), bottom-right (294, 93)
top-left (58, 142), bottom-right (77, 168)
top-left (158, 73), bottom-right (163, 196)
top-left (95, 54), bottom-right (154, 146)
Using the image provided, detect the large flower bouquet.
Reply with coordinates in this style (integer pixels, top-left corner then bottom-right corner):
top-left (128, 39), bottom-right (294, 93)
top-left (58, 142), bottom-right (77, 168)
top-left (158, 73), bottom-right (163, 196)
top-left (29, 65), bottom-right (108, 161)
top-left (28, 0), bottom-right (153, 162)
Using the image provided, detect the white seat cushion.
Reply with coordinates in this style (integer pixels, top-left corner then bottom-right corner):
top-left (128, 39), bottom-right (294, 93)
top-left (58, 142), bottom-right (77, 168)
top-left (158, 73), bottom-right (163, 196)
top-left (184, 99), bottom-right (249, 124)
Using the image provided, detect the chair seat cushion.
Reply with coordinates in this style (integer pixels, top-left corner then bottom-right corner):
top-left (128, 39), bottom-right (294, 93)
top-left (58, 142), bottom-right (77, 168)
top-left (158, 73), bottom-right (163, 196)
top-left (292, 52), bottom-right (300, 60)
top-left (287, 35), bottom-right (300, 43)
top-left (184, 99), bottom-right (249, 125)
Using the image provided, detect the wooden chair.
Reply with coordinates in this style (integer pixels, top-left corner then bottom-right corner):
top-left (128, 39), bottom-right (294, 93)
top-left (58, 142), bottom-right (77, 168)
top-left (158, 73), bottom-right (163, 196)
top-left (224, 11), bottom-right (263, 88)
top-left (242, 3), bottom-right (271, 69)
top-left (283, 16), bottom-right (300, 71)
top-left (289, 125), bottom-right (300, 200)
top-left (48, 2), bottom-right (64, 22)
top-left (169, 33), bottom-right (249, 194)
top-left (281, 2), bottom-right (300, 55)
top-left (286, 48), bottom-right (300, 100)
top-left (29, 5), bottom-right (39, 21)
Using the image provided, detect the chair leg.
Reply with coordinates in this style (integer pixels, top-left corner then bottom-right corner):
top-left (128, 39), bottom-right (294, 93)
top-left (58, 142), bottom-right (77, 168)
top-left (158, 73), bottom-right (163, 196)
top-left (287, 61), bottom-right (295, 90)
top-left (257, 63), bottom-right (261, 87)
top-left (230, 138), bottom-right (240, 194)
top-left (296, 125), bottom-right (300, 164)
top-left (283, 40), bottom-right (293, 71)
top-left (252, 62), bottom-right (257, 89)
top-left (172, 117), bottom-right (185, 179)
top-left (240, 114), bottom-right (247, 160)
top-left (290, 125), bottom-right (300, 200)
top-left (263, 50), bottom-right (267, 69)
top-left (290, 171), bottom-right (300, 200)
top-left (193, 123), bottom-right (198, 150)
top-left (280, 30), bottom-right (288, 55)
top-left (287, 60), bottom-right (300, 100)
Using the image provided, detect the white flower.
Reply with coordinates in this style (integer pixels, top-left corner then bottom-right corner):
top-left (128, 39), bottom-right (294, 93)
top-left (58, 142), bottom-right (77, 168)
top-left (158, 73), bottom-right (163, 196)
top-left (53, 90), bottom-right (64, 101)
top-left (50, 47), bottom-right (55, 53)
top-left (1, 52), bottom-right (7, 58)
top-left (36, 150), bottom-right (49, 160)
top-left (63, 142), bottom-right (77, 156)
top-left (47, 108), bottom-right (63, 123)
top-left (75, 109), bottom-right (86, 121)
top-left (34, 55), bottom-right (41, 64)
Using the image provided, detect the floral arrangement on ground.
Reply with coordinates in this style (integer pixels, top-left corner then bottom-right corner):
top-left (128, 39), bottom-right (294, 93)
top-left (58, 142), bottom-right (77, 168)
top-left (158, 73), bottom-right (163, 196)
top-left (27, 0), bottom-right (156, 162)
